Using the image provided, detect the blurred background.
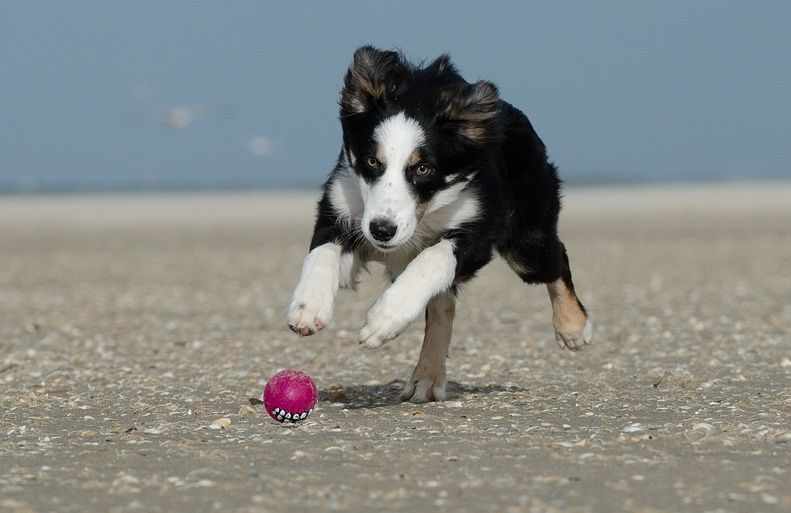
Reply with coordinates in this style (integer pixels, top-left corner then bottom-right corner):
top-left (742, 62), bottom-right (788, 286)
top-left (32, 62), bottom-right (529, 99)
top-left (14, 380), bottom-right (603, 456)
top-left (1, 1), bottom-right (788, 193)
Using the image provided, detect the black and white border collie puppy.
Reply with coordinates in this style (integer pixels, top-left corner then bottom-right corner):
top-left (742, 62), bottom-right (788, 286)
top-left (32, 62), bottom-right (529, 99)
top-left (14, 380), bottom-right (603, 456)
top-left (288, 46), bottom-right (591, 402)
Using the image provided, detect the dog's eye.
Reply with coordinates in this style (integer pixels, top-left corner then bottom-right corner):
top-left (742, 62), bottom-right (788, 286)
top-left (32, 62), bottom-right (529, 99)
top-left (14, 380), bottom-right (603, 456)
top-left (415, 163), bottom-right (434, 177)
top-left (366, 157), bottom-right (381, 169)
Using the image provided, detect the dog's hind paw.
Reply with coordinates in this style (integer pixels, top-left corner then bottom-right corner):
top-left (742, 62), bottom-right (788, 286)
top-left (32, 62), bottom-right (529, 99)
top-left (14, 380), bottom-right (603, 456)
top-left (554, 318), bottom-right (593, 351)
top-left (400, 367), bottom-right (447, 403)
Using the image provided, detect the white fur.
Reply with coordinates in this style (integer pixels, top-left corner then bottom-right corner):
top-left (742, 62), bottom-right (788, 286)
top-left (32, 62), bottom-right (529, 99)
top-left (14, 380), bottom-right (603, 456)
top-left (287, 243), bottom-right (340, 335)
top-left (328, 164), bottom-right (364, 228)
top-left (379, 182), bottom-right (480, 280)
top-left (322, 135), bottom-right (481, 348)
top-left (362, 112), bottom-right (425, 250)
top-left (358, 175), bottom-right (371, 215)
top-left (359, 239), bottom-right (456, 348)
top-left (327, 141), bottom-right (480, 257)
top-left (421, 186), bottom-right (480, 235)
top-left (426, 181), bottom-right (467, 214)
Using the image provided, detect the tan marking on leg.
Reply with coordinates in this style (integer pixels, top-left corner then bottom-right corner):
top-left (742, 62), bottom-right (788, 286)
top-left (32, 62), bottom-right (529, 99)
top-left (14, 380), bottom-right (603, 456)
top-left (547, 278), bottom-right (590, 350)
top-left (401, 292), bottom-right (455, 402)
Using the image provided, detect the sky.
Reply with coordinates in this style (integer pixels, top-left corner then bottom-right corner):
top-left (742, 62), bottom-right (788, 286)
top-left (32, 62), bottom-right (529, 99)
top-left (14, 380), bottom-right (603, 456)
top-left (0, 1), bottom-right (789, 191)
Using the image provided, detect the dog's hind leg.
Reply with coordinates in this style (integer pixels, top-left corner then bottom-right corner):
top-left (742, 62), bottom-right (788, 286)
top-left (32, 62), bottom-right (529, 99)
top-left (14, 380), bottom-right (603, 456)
top-left (400, 291), bottom-right (455, 403)
top-left (546, 242), bottom-right (592, 350)
top-left (503, 238), bottom-right (591, 350)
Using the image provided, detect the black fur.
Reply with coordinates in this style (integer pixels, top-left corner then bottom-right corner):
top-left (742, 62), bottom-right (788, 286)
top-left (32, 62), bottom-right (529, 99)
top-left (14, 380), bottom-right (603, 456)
top-left (311, 47), bottom-right (585, 308)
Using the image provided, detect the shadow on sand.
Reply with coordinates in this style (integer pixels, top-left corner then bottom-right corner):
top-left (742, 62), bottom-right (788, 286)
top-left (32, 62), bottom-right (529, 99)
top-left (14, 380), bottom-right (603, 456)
top-left (318, 381), bottom-right (528, 410)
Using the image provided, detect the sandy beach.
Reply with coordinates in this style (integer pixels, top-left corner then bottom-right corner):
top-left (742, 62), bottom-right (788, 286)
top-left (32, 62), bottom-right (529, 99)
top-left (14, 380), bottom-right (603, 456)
top-left (1, 183), bottom-right (790, 513)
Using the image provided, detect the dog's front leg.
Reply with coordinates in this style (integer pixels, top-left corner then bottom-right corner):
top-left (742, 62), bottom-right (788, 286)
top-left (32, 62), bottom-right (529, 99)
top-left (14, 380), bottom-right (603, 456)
top-left (288, 242), bottom-right (341, 336)
top-left (359, 239), bottom-right (456, 348)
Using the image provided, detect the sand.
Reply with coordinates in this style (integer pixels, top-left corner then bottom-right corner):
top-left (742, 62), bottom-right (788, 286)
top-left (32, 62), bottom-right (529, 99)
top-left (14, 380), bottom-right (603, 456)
top-left (1, 183), bottom-right (790, 513)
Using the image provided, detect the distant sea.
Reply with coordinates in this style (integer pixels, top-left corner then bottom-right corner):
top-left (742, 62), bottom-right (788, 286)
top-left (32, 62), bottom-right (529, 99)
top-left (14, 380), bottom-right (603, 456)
top-left (0, 172), bottom-right (786, 195)
top-left (0, 177), bottom-right (321, 195)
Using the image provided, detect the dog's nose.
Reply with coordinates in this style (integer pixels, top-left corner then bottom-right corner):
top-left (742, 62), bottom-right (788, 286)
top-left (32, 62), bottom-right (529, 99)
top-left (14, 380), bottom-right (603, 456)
top-left (369, 218), bottom-right (397, 242)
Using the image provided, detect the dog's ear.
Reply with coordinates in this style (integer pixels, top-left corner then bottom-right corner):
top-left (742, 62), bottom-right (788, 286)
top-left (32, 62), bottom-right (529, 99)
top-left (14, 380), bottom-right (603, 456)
top-left (340, 46), bottom-right (405, 116)
top-left (425, 54), bottom-right (456, 76)
top-left (438, 81), bottom-right (500, 144)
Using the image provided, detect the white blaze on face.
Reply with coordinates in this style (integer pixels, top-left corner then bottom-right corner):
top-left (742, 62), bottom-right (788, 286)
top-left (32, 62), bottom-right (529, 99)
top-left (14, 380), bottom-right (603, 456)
top-left (361, 112), bottom-right (425, 249)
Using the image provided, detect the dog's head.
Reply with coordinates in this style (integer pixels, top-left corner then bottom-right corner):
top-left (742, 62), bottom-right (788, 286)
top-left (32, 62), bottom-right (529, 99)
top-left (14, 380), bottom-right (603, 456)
top-left (339, 46), bottom-right (501, 252)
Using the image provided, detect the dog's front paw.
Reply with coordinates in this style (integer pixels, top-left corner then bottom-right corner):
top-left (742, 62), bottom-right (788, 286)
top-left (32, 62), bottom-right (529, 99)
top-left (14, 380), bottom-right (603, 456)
top-left (287, 288), bottom-right (334, 337)
top-left (554, 318), bottom-right (593, 351)
top-left (400, 368), bottom-right (447, 403)
top-left (358, 298), bottom-right (412, 348)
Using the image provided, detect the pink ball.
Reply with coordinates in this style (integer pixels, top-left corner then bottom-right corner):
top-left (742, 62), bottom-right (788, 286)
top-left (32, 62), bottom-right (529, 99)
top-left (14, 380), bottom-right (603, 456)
top-left (263, 369), bottom-right (318, 423)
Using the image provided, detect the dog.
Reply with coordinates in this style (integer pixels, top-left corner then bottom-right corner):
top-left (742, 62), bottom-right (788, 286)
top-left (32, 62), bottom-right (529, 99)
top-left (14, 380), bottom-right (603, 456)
top-left (288, 46), bottom-right (591, 403)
